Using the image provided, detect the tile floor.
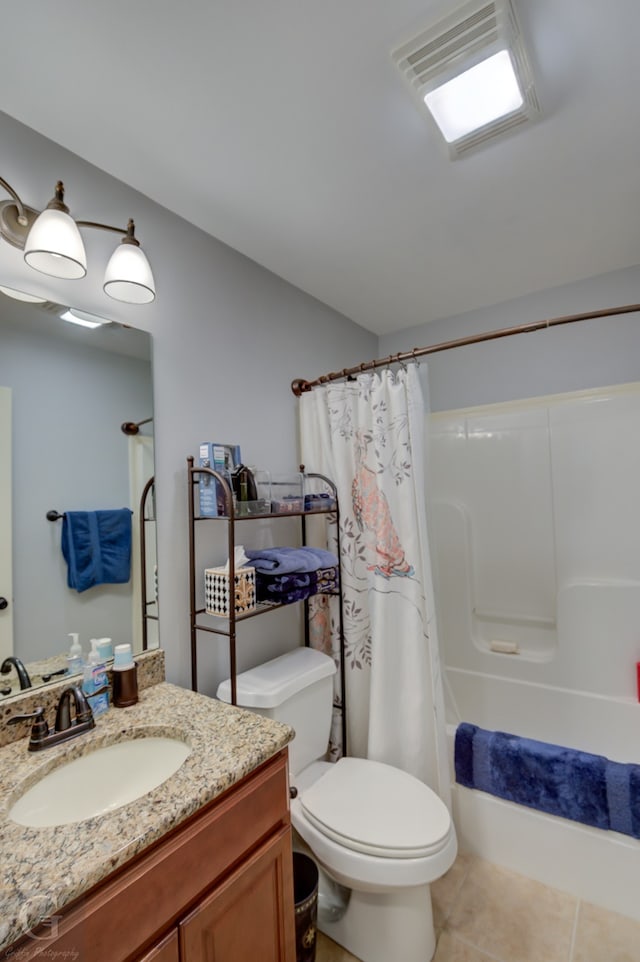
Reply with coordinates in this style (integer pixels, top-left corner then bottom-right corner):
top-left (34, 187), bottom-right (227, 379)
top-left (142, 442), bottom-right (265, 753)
top-left (315, 853), bottom-right (640, 962)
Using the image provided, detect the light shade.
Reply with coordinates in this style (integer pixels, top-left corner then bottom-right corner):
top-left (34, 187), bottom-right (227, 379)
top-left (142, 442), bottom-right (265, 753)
top-left (60, 307), bottom-right (111, 329)
top-left (424, 50), bottom-right (524, 143)
top-left (103, 241), bottom-right (155, 304)
top-left (0, 285), bottom-right (47, 304)
top-left (24, 207), bottom-right (87, 279)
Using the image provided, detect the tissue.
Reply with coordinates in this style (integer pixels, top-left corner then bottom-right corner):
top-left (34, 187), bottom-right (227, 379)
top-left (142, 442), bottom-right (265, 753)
top-left (221, 546), bottom-right (251, 573)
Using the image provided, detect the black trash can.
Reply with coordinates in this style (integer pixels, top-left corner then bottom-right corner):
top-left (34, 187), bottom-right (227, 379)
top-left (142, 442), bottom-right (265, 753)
top-left (293, 852), bottom-right (319, 962)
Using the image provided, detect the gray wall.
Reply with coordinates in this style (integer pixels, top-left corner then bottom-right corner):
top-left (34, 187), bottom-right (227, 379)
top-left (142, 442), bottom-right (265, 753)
top-left (0, 111), bottom-right (377, 692)
top-left (379, 265), bottom-right (640, 412)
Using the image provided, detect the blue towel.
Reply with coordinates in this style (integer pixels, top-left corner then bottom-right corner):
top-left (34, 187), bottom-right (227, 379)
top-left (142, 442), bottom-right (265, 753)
top-left (245, 546), bottom-right (339, 574)
top-left (454, 722), bottom-right (640, 839)
top-left (61, 509), bottom-right (132, 593)
top-left (254, 565), bottom-right (339, 606)
top-left (255, 570), bottom-right (319, 605)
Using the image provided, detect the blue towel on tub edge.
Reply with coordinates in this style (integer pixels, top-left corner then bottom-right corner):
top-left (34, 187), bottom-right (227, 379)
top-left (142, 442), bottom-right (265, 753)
top-left (61, 509), bottom-right (132, 593)
top-left (454, 722), bottom-right (640, 839)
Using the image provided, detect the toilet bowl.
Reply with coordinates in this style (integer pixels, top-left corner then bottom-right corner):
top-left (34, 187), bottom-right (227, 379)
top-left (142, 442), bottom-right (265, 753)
top-left (290, 757), bottom-right (456, 962)
top-left (217, 647), bottom-right (456, 962)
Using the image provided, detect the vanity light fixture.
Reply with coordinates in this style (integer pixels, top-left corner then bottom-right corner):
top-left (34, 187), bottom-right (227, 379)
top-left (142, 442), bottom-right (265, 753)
top-left (0, 284), bottom-right (47, 304)
top-left (0, 175), bottom-right (155, 303)
top-left (59, 308), bottom-right (112, 329)
top-left (392, 0), bottom-right (539, 158)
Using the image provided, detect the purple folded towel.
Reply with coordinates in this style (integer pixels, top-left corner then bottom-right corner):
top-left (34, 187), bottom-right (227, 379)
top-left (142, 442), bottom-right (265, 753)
top-left (245, 546), bottom-right (339, 574)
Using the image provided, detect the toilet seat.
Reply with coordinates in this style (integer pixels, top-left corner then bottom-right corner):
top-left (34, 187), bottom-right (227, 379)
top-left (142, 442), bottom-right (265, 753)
top-left (299, 757), bottom-right (452, 859)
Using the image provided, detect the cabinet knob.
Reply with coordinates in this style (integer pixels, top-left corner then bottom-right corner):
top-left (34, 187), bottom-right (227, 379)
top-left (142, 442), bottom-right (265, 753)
top-left (289, 785), bottom-right (298, 799)
top-left (0, 597), bottom-right (8, 611)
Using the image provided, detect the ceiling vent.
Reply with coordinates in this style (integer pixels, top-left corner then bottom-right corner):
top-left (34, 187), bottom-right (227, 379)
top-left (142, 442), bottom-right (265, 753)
top-left (392, 0), bottom-right (539, 158)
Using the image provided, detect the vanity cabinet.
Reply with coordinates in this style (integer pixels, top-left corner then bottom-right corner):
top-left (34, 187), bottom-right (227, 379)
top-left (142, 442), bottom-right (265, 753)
top-left (137, 931), bottom-right (179, 962)
top-left (9, 751), bottom-right (295, 962)
top-left (179, 829), bottom-right (293, 960)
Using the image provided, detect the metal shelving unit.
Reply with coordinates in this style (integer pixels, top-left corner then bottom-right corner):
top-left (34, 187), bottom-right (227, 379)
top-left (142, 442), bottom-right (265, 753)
top-left (186, 456), bottom-right (346, 750)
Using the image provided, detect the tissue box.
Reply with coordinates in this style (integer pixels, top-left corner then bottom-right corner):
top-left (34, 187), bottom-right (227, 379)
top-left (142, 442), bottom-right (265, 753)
top-left (205, 566), bottom-right (256, 617)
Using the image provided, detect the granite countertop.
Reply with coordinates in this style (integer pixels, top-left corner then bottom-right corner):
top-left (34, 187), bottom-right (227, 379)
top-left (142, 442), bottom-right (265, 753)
top-left (0, 682), bottom-right (293, 950)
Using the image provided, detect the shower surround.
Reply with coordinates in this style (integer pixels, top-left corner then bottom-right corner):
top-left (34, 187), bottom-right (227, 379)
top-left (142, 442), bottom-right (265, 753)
top-left (428, 381), bottom-right (640, 922)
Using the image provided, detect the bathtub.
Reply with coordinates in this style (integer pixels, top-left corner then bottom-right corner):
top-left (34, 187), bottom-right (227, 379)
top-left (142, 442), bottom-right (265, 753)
top-left (428, 384), bottom-right (640, 921)
top-left (445, 669), bottom-right (640, 923)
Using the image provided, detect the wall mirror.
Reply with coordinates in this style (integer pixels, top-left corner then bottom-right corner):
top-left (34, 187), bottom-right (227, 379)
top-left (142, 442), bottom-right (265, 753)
top-left (0, 293), bottom-right (158, 698)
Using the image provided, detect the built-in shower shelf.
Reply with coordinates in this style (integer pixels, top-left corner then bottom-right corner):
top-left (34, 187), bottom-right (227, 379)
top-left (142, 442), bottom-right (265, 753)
top-left (473, 608), bottom-right (556, 629)
top-left (472, 607), bottom-right (557, 663)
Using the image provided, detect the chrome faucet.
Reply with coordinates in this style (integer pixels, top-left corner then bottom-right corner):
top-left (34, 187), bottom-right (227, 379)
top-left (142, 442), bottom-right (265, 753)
top-left (6, 684), bottom-right (101, 751)
top-left (1, 656), bottom-right (32, 691)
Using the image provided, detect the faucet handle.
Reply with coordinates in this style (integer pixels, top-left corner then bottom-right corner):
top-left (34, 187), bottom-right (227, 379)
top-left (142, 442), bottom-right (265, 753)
top-left (73, 686), bottom-right (96, 725)
top-left (7, 707), bottom-right (49, 744)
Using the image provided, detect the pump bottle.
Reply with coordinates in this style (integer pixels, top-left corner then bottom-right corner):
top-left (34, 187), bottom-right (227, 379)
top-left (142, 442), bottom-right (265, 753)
top-left (67, 633), bottom-right (83, 673)
top-left (82, 640), bottom-right (110, 716)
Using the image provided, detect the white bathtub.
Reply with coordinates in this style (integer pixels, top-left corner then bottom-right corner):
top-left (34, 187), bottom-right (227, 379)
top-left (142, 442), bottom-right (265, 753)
top-left (428, 385), bottom-right (640, 921)
top-left (445, 669), bottom-right (640, 922)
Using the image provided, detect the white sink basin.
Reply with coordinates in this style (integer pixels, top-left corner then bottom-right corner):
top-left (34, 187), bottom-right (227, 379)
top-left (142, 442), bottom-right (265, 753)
top-left (9, 737), bottom-right (191, 827)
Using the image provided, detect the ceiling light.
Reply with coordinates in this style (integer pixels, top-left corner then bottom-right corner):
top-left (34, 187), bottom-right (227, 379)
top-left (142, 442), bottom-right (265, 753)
top-left (0, 285), bottom-right (47, 304)
top-left (60, 308), bottom-right (111, 329)
top-left (424, 49), bottom-right (523, 143)
top-left (0, 176), bottom-right (155, 303)
top-left (392, 0), bottom-right (539, 158)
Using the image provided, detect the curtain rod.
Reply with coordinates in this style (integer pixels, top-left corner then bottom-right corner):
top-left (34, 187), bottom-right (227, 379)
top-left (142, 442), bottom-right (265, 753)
top-left (290, 302), bottom-right (640, 396)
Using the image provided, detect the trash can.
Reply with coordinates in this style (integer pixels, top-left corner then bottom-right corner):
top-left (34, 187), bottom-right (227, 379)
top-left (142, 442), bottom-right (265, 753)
top-left (293, 851), bottom-right (319, 962)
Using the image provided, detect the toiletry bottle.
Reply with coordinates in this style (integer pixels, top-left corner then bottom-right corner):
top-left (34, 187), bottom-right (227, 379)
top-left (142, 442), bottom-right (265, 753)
top-left (96, 637), bottom-right (113, 661)
top-left (82, 640), bottom-right (110, 717)
top-left (112, 643), bottom-right (139, 708)
top-left (67, 633), bottom-right (83, 673)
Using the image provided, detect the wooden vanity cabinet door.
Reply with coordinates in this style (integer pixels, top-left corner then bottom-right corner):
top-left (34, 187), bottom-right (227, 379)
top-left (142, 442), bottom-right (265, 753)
top-left (179, 826), bottom-right (295, 962)
top-left (136, 929), bottom-right (179, 962)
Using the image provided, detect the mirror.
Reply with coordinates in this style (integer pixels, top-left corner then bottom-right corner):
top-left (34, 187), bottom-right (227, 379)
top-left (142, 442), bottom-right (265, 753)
top-left (0, 294), bottom-right (158, 696)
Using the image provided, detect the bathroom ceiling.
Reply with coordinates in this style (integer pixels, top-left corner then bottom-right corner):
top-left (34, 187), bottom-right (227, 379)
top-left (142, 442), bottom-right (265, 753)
top-left (1, 0), bottom-right (639, 336)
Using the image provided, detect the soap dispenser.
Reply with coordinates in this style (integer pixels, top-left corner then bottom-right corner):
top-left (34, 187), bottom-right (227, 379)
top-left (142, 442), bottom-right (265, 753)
top-left (82, 640), bottom-right (110, 717)
top-left (67, 633), bottom-right (83, 673)
top-left (96, 637), bottom-right (113, 661)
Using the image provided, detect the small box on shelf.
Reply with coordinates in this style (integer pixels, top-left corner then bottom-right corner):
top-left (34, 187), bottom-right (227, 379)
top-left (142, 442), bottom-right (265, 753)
top-left (303, 473), bottom-right (337, 512)
top-left (303, 492), bottom-right (336, 512)
top-left (205, 566), bottom-right (256, 617)
top-left (236, 499), bottom-right (271, 517)
top-left (271, 472), bottom-right (304, 514)
top-left (198, 442), bottom-right (241, 517)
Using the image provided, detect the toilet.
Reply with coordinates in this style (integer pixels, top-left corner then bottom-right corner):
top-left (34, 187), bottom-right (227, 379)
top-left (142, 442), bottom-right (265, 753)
top-left (217, 647), bottom-right (457, 962)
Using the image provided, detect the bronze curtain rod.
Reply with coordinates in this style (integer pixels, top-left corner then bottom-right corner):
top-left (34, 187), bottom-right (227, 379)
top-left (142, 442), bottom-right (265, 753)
top-left (290, 302), bottom-right (640, 396)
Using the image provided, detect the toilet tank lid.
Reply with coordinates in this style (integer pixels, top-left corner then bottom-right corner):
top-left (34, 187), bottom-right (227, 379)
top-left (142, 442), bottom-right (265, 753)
top-left (216, 647), bottom-right (336, 708)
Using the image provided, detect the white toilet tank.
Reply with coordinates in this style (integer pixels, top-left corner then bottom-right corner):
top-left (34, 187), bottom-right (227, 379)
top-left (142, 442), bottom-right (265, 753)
top-left (217, 647), bottom-right (336, 776)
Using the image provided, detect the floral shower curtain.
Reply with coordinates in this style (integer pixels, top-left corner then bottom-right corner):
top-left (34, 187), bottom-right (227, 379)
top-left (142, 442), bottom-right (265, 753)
top-left (300, 365), bottom-right (451, 804)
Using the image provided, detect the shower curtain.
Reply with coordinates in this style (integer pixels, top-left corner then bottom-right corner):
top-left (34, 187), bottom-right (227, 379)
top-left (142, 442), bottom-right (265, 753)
top-left (300, 365), bottom-right (451, 803)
